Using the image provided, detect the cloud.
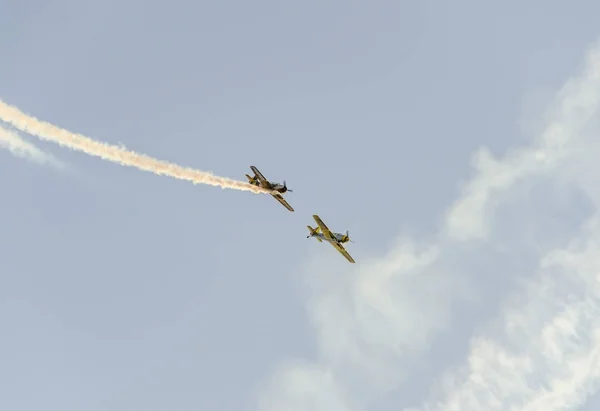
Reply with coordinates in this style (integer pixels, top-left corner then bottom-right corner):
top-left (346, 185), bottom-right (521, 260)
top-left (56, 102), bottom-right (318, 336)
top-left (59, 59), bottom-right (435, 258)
top-left (413, 216), bottom-right (600, 411)
top-left (260, 361), bottom-right (353, 411)
top-left (412, 41), bottom-right (600, 411)
top-left (258, 39), bottom-right (600, 411)
top-left (0, 124), bottom-right (65, 169)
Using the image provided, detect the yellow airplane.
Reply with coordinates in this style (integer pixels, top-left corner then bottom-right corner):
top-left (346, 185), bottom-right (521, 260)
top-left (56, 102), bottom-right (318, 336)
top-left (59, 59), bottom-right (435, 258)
top-left (245, 165), bottom-right (294, 212)
top-left (306, 214), bottom-right (355, 263)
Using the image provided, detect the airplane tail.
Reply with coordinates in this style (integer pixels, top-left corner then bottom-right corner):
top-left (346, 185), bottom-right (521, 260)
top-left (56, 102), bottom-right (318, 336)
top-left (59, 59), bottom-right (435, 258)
top-left (306, 225), bottom-right (322, 241)
top-left (245, 174), bottom-right (257, 185)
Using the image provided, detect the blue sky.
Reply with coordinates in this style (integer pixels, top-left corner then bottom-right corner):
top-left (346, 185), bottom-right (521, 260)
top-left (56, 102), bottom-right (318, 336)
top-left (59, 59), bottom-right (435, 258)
top-left (3, 1), bottom-right (600, 410)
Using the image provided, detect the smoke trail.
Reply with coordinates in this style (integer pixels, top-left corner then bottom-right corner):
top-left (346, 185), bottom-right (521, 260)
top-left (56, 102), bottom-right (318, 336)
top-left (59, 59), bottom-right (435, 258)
top-left (0, 99), bottom-right (273, 194)
top-left (0, 124), bottom-right (65, 169)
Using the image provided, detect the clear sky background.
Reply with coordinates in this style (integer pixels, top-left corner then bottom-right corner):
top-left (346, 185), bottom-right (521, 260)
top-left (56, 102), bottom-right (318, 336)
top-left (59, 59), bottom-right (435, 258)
top-left (2, 1), bottom-right (600, 410)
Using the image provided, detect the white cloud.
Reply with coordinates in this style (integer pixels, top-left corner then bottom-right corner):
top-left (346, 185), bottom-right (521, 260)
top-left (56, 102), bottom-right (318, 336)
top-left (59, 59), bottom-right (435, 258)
top-left (413, 220), bottom-right (600, 411)
top-left (259, 361), bottom-right (354, 411)
top-left (258, 39), bottom-right (600, 411)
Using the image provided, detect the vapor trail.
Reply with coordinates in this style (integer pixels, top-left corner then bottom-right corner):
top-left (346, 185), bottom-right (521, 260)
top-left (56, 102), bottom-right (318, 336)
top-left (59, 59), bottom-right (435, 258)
top-left (0, 99), bottom-right (271, 194)
top-left (0, 124), bottom-right (65, 169)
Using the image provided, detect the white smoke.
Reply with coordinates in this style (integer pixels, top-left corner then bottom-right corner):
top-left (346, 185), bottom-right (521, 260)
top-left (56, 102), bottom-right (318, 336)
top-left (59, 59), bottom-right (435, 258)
top-left (0, 123), bottom-right (65, 169)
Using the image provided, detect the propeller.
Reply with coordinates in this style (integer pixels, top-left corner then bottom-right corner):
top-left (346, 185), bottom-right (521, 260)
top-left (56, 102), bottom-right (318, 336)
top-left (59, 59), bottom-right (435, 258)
top-left (283, 180), bottom-right (293, 192)
top-left (346, 230), bottom-right (354, 243)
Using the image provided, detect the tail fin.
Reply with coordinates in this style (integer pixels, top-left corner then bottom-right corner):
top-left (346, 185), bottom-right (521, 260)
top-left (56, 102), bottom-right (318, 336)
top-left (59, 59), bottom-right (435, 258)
top-left (245, 174), bottom-right (257, 184)
top-left (307, 225), bottom-right (322, 241)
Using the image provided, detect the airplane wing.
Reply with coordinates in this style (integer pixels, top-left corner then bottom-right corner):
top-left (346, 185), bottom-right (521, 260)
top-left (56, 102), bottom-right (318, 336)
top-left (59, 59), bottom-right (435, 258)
top-left (312, 215), bottom-right (333, 240)
top-left (272, 193), bottom-right (294, 212)
top-left (331, 241), bottom-right (356, 263)
top-left (250, 166), bottom-right (269, 186)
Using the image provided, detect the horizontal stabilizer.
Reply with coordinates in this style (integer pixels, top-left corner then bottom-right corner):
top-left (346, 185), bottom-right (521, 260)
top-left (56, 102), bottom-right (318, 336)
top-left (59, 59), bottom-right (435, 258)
top-left (307, 225), bottom-right (322, 242)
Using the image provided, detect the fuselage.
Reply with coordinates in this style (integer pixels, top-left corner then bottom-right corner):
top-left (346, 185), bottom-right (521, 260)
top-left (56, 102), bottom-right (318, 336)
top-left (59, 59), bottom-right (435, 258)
top-left (269, 183), bottom-right (287, 193)
top-left (247, 177), bottom-right (287, 193)
top-left (311, 232), bottom-right (349, 243)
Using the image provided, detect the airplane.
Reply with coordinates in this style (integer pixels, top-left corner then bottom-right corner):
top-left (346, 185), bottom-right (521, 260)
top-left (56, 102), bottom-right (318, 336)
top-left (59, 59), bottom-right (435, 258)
top-left (245, 165), bottom-right (294, 212)
top-left (306, 214), bottom-right (355, 263)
